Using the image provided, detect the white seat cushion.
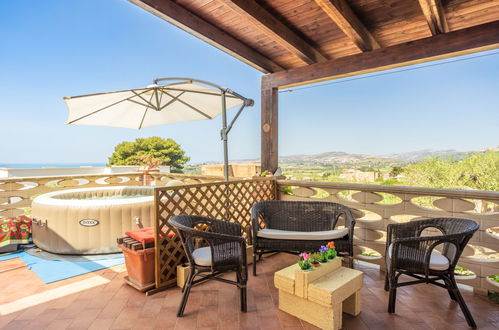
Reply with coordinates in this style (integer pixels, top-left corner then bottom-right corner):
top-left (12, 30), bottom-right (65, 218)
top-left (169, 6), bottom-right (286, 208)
top-left (192, 247), bottom-right (211, 266)
top-left (256, 228), bottom-right (349, 241)
top-left (387, 244), bottom-right (449, 271)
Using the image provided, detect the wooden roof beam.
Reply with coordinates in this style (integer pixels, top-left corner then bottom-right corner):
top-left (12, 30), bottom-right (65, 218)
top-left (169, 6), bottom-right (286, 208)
top-left (314, 0), bottom-right (380, 52)
top-left (263, 20), bottom-right (499, 89)
top-left (129, 0), bottom-right (283, 73)
top-left (418, 0), bottom-right (449, 35)
top-left (220, 0), bottom-right (327, 65)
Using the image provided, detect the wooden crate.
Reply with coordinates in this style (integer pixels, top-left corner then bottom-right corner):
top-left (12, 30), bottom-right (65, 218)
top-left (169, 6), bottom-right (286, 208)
top-left (274, 258), bottom-right (363, 330)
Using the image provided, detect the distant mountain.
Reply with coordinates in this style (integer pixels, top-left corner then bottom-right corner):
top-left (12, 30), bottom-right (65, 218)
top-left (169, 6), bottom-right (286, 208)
top-left (278, 151), bottom-right (390, 164)
top-left (194, 148), bottom-right (491, 166)
top-left (229, 149), bottom-right (483, 165)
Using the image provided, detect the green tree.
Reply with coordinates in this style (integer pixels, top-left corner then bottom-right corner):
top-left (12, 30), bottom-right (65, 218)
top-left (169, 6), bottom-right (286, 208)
top-left (457, 151), bottom-right (499, 191)
top-left (389, 166), bottom-right (403, 177)
top-left (403, 157), bottom-right (463, 189)
top-left (402, 151), bottom-right (498, 191)
top-left (108, 136), bottom-right (190, 172)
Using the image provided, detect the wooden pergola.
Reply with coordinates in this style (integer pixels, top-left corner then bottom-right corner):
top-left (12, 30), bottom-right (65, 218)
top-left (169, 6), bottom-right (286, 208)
top-left (130, 0), bottom-right (499, 172)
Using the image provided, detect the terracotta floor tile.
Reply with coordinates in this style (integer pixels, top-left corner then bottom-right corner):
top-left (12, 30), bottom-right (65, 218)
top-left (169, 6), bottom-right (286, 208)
top-left (195, 305), bottom-right (218, 328)
top-left (98, 297), bottom-right (127, 319)
top-left (88, 318), bottom-right (116, 330)
top-left (68, 308), bottom-right (102, 329)
top-left (56, 299), bottom-right (91, 319)
top-left (173, 313), bottom-right (197, 330)
top-left (2, 320), bottom-right (30, 330)
top-left (151, 307), bottom-right (177, 329)
top-left (0, 258), bottom-right (26, 273)
top-left (140, 297), bottom-right (163, 318)
top-left (110, 306), bottom-right (142, 329)
top-left (45, 318), bottom-right (74, 330)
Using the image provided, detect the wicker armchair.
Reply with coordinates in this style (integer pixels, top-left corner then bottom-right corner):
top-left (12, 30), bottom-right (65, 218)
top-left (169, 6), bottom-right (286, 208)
top-left (251, 200), bottom-right (356, 275)
top-left (168, 215), bottom-right (247, 317)
top-left (384, 218), bottom-right (479, 328)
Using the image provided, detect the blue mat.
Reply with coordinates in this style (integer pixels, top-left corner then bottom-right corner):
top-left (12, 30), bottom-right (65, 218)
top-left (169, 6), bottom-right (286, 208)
top-left (0, 251), bottom-right (124, 283)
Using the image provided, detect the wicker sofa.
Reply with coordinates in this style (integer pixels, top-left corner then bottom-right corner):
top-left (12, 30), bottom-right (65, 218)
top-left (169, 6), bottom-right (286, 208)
top-left (251, 200), bottom-right (356, 275)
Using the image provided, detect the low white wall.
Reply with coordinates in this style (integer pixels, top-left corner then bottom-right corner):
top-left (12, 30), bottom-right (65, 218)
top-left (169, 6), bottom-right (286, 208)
top-left (0, 166), bottom-right (170, 178)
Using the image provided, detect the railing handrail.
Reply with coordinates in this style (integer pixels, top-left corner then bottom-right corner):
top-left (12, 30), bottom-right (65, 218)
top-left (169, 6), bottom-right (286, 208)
top-left (277, 180), bottom-right (499, 200)
top-left (0, 172), bottom-right (224, 182)
top-left (0, 172), bottom-right (141, 181)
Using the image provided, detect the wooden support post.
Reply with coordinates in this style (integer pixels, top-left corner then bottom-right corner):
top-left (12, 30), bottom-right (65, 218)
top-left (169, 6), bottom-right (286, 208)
top-left (261, 81), bottom-right (278, 173)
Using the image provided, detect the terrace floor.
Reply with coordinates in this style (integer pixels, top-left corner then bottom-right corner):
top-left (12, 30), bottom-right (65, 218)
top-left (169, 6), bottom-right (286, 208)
top-left (0, 253), bottom-right (498, 330)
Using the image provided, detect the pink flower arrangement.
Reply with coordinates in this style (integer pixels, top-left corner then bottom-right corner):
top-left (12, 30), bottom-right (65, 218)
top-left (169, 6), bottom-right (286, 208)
top-left (299, 252), bottom-right (310, 261)
top-left (298, 252), bottom-right (312, 270)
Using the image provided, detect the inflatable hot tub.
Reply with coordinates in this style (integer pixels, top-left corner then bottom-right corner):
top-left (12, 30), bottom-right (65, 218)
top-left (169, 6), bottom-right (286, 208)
top-left (31, 186), bottom-right (155, 255)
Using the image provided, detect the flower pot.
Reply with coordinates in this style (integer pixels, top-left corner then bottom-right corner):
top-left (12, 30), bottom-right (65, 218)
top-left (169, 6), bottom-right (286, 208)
top-left (311, 262), bottom-right (320, 267)
top-left (120, 244), bottom-right (155, 292)
top-left (327, 250), bottom-right (337, 260)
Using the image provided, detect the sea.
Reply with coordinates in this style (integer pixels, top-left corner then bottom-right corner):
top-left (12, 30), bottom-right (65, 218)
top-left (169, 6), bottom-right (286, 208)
top-left (0, 163), bottom-right (106, 169)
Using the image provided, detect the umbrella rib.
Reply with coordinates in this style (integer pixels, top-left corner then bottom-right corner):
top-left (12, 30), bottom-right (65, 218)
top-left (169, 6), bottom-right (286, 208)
top-left (161, 90), bottom-right (213, 119)
top-left (128, 98), bottom-right (154, 108)
top-left (138, 89), bottom-right (156, 129)
top-left (154, 88), bottom-right (160, 110)
top-left (157, 91), bottom-right (186, 111)
top-left (67, 89), bottom-right (151, 124)
top-left (131, 90), bottom-right (159, 110)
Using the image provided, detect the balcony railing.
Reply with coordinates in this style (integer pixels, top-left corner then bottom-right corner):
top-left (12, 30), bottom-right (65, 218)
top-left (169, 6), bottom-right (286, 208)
top-left (276, 180), bottom-right (499, 295)
top-left (0, 172), bottom-right (222, 218)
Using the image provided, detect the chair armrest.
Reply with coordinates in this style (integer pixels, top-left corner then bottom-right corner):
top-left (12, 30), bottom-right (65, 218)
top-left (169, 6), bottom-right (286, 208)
top-left (251, 203), bottom-right (263, 236)
top-left (341, 207), bottom-right (356, 232)
top-left (244, 225), bottom-right (253, 246)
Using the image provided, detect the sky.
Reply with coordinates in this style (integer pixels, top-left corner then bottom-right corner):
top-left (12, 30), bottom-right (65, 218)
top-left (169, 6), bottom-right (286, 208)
top-left (1, 0), bottom-right (498, 165)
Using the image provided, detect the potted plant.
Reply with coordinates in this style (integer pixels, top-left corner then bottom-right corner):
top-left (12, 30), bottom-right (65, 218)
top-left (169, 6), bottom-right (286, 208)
top-left (138, 155), bottom-right (163, 186)
top-left (298, 253), bottom-right (312, 270)
top-left (325, 241), bottom-right (337, 260)
top-left (319, 245), bottom-right (329, 263)
top-left (309, 253), bottom-right (321, 267)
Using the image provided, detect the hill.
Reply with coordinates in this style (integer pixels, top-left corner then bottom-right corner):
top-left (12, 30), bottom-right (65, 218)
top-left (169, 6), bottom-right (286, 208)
top-left (278, 151), bottom-right (393, 165)
top-left (194, 148), bottom-right (493, 167)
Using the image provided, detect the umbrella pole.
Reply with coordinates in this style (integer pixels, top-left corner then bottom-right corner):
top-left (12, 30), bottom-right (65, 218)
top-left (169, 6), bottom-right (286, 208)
top-left (221, 91), bottom-right (229, 181)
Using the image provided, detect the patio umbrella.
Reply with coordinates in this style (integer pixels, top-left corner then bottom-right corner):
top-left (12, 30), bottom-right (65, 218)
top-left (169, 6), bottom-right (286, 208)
top-left (64, 78), bottom-right (254, 180)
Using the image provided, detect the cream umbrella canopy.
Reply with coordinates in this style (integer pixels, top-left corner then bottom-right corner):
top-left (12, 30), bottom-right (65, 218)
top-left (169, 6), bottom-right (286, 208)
top-left (64, 78), bottom-right (254, 180)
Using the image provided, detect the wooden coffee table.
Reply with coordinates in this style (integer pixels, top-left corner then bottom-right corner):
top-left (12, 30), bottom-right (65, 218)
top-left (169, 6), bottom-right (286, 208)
top-left (274, 258), bottom-right (363, 330)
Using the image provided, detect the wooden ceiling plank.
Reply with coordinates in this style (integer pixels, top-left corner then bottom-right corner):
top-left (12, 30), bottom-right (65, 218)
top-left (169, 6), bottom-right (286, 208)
top-left (313, 0), bottom-right (380, 51)
top-left (220, 0), bottom-right (327, 64)
top-left (129, 0), bottom-right (283, 73)
top-left (418, 0), bottom-right (449, 35)
top-left (263, 20), bottom-right (499, 89)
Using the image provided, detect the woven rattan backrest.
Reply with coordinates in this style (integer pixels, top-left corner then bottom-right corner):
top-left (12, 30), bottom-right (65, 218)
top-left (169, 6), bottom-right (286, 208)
top-left (253, 200), bottom-right (345, 231)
